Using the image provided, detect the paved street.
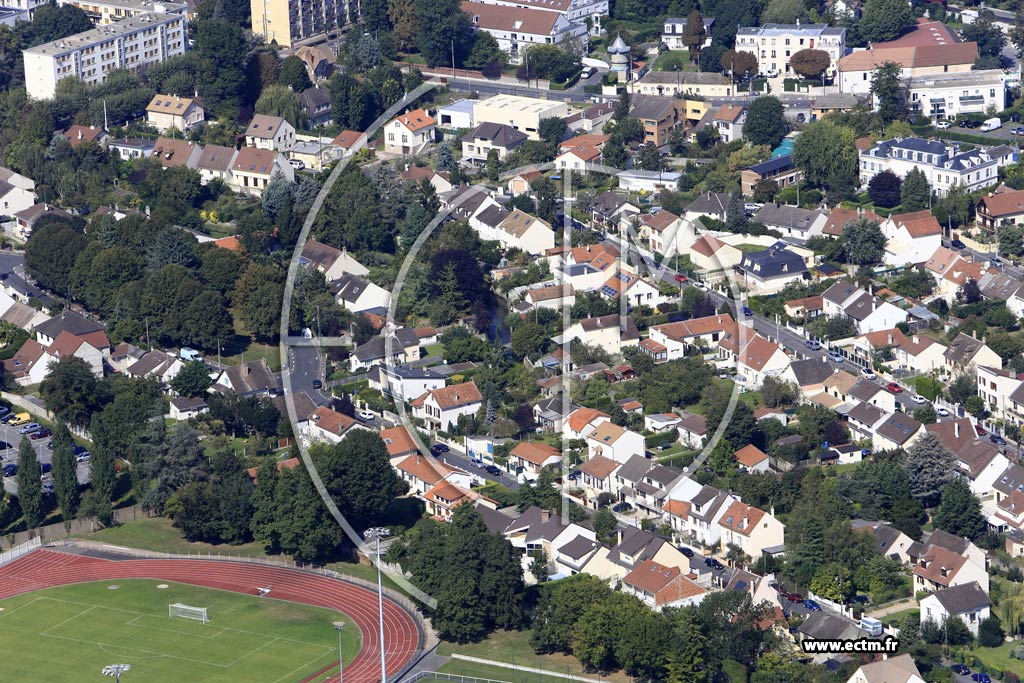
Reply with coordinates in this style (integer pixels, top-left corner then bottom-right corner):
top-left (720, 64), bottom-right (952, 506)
top-left (1, 423), bottom-right (91, 497)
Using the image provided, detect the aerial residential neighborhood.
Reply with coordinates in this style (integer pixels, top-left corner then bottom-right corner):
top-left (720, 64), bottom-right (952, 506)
top-left (0, 0), bottom-right (1023, 682)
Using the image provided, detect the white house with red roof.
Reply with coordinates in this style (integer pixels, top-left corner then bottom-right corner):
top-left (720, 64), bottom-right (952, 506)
top-left (717, 331), bottom-right (789, 388)
top-left (711, 105), bottom-right (746, 143)
top-left (394, 453), bottom-right (473, 497)
top-left (586, 421), bottom-right (644, 464)
top-left (461, 1), bottom-right (588, 64)
top-left (717, 500), bottom-right (784, 560)
top-left (734, 444), bottom-right (769, 473)
top-left (881, 210), bottom-right (943, 267)
top-left (302, 406), bottom-right (372, 444)
top-left (229, 147), bottom-right (294, 197)
top-left (647, 313), bottom-right (739, 361)
top-left (384, 109), bottom-right (436, 155)
top-left (509, 441), bottom-right (562, 481)
top-left (413, 381), bottom-right (484, 432)
top-left (687, 234), bottom-right (743, 271)
top-left (638, 210), bottom-right (691, 258)
top-left (621, 560), bottom-right (706, 610)
top-left (563, 406), bottom-right (610, 440)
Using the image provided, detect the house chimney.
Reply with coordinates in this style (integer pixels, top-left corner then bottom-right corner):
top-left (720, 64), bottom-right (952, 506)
top-left (973, 329), bottom-right (977, 340)
top-left (742, 515), bottom-right (749, 529)
top-left (887, 332), bottom-right (893, 346)
top-left (913, 334), bottom-right (919, 344)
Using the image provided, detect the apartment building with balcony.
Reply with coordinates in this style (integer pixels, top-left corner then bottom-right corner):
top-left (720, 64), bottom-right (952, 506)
top-left (251, 0), bottom-right (351, 49)
top-left (61, 0), bottom-right (189, 25)
top-left (859, 138), bottom-right (998, 196)
top-left (734, 23), bottom-right (846, 78)
top-left (23, 12), bottom-right (187, 100)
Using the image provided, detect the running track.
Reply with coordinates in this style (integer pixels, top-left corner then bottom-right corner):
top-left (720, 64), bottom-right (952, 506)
top-left (0, 549), bottom-right (422, 683)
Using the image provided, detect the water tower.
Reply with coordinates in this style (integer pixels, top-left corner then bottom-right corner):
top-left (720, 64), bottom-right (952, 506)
top-left (608, 34), bottom-right (630, 80)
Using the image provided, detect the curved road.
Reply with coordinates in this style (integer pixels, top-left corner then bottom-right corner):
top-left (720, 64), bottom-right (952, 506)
top-left (0, 548), bottom-right (422, 683)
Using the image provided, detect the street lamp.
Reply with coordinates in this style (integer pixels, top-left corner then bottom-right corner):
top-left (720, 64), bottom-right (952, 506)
top-left (102, 664), bottom-right (130, 683)
top-left (363, 527), bottom-right (391, 683)
top-left (333, 621), bottom-right (345, 683)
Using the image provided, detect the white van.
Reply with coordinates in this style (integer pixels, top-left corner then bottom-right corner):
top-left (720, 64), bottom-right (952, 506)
top-left (179, 347), bottom-right (202, 362)
top-left (980, 117), bottom-right (1002, 132)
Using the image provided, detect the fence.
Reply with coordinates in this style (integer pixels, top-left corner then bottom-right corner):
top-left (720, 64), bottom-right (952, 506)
top-left (0, 536), bottom-right (40, 567)
top-left (0, 504), bottom-right (145, 551)
top-left (403, 672), bottom-right (516, 683)
top-left (447, 655), bottom-right (602, 683)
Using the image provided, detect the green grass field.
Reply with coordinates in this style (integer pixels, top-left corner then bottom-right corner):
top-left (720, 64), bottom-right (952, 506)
top-left (0, 579), bottom-right (360, 683)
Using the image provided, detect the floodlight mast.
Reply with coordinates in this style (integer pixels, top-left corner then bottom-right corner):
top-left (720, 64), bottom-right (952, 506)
top-left (364, 527), bottom-right (391, 683)
top-left (102, 664), bottom-right (131, 683)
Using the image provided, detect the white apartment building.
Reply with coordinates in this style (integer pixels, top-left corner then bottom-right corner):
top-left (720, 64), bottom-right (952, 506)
top-left (462, 1), bottom-right (588, 65)
top-left (859, 138), bottom-right (998, 196)
top-left (907, 70), bottom-right (1007, 121)
top-left (734, 23), bottom-right (846, 77)
top-left (60, 0), bottom-right (189, 25)
top-left (23, 12), bottom-right (188, 100)
top-left (470, 0), bottom-right (608, 25)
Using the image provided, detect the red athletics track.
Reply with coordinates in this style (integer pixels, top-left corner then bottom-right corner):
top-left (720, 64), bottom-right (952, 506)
top-left (0, 548), bottom-right (422, 683)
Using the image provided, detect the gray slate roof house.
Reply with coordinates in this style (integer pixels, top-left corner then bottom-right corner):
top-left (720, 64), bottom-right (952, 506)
top-left (929, 581), bottom-right (990, 616)
top-left (788, 358), bottom-right (835, 387)
top-left (460, 122), bottom-right (528, 151)
top-left (216, 359), bottom-right (279, 397)
top-left (875, 413), bottom-right (923, 446)
top-left (684, 191), bottom-right (729, 220)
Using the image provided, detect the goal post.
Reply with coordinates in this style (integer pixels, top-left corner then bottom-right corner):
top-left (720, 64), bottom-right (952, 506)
top-left (168, 603), bottom-right (209, 624)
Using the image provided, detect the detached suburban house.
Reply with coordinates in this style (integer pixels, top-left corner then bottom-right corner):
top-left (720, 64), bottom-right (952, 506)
top-left (146, 94), bottom-right (204, 133)
top-left (229, 147), bottom-right (294, 197)
top-left (509, 442), bottom-right (562, 481)
top-left (332, 273), bottom-right (390, 313)
top-left (460, 122), bottom-right (527, 163)
top-left (717, 500), bottom-right (784, 561)
top-left (245, 114), bottom-right (296, 152)
top-left (413, 381), bottom-right (483, 432)
top-left (302, 406), bottom-right (371, 444)
top-left (919, 581), bottom-right (990, 636)
top-left (621, 560), bottom-right (706, 610)
top-left (384, 108), bottom-right (436, 155)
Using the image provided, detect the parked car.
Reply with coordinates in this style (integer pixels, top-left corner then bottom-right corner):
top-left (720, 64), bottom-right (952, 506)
top-left (76, 452), bottom-right (91, 463)
top-left (430, 443), bottom-right (449, 454)
top-left (950, 239), bottom-right (967, 249)
top-left (910, 394), bottom-right (927, 404)
top-left (566, 469), bottom-right (581, 481)
top-left (2, 463), bottom-right (16, 477)
top-left (678, 546), bottom-right (694, 558)
top-left (936, 407), bottom-right (950, 417)
top-left (950, 664), bottom-right (970, 675)
top-left (742, 306), bottom-right (753, 317)
top-left (0, 406), bottom-right (9, 418)
top-left (827, 351), bottom-right (844, 363)
top-left (971, 673), bottom-right (991, 683)
top-left (8, 412), bottom-right (30, 426)
top-left (71, 444), bottom-right (88, 456)
top-left (29, 428), bottom-right (51, 440)
top-left (704, 557), bottom-right (724, 570)
top-left (611, 502), bottom-right (633, 513)
top-left (356, 410), bottom-right (375, 421)
top-left (887, 382), bottom-right (903, 393)
top-left (805, 339), bottom-right (822, 351)
top-left (803, 599), bottom-right (822, 611)
top-left (861, 367), bottom-right (877, 380)
top-left (312, 379), bottom-right (323, 389)
top-left (42, 482), bottom-right (53, 494)
top-left (935, 120), bottom-right (951, 129)
top-left (40, 462), bottom-right (51, 475)
top-left (783, 592), bottom-right (803, 603)
top-left (484, 464), bottom-right (502, 476)
top-left (693, 281), bottom-right (708, 291)
top-left (674, 274), bottom-right (688, 283)
top-left (990, 434), bottom-right (1007, 446)
top-left (975, 425), bottom-right (988, 436)
top-left (0, 441), bottom-right (11, 451)
top-left (18, 422), bottom-right (40, 434)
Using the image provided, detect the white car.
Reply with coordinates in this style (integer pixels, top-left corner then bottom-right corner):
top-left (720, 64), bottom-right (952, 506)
top-left (910, 394), bottom-right (927, 404)
top-left (935, 121), bottom-right (951, 129)
top-left (936, 407), bottom-right (950, 417)
top-left (861, 367), bottom-right (877, 380)
top-left (357, 410), bottom-right (376, 421)
top-left (827, 351), bottom-right (844, 364)
top-left (693, 281), bottom-right (708, 291)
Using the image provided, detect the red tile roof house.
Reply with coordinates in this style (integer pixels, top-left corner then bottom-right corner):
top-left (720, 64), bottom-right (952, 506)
top-left (621, 560), bottom-right (706, 610)
top-left (301, 406), bottom-right (372, 444)
top-left (977, 185), bottom-right (1024, 232)
top-left (412, 381), bottom-right (483, 432)
top-left (509, 442), bottom-right (562, 481)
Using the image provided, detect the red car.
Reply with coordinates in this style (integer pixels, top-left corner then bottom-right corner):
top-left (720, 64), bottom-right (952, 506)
top-left (783, 592), bottom-right (804, 603)
top-left (886, 382), bottom-right (903, 393)
top-left (975, 425), bottom-right (987, 436)
top-left (674, 274), bottom-right (689, 283)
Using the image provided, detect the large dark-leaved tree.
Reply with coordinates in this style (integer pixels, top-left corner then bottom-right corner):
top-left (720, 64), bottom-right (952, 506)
top-left (838, 217), bottom-right (886, 265)
top-left (51, 421), bottom-right (79, 524)
top-left (313, 429), bottom-right (408, 526)
top-left (868, 170), bottom-right (902, 208)
top-left (859, 0), bottom-right (913, 43)
top-left (15, 438), bottom-right (42, 528)
top-left (391, 504), bottom-right (524, 642)
top-left (743, 96), bottom-right (788, 148)
top-left (902, 432), bottom-right (955, 506)
top-left (933, 477), bottom-right (986, 540)
top-left (413, 0), bottom-right (471, 67)
top-left (25, 216), bottom-right (89, 296)
top-left (40, 356), bottom-right (112, 429)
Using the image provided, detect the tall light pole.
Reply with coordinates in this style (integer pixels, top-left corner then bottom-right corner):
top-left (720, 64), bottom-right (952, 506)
top-left (364, 527), bottom-right (391, 683)
top-left (102, 664), bottom-right (131, 683)
top-left (333, 621), bottom-right (345, 683)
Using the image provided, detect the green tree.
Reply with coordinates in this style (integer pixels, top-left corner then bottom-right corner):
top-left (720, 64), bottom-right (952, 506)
top-left (40, 356), bottom-right (112, 429)
top-left (901, 167), bottom-right (931, 212)
top-left (194, 19), bottom-right (249, 114)
top-left (810, 562), bottom-right (855, 602)
top-left (530, 573), bottom-right (612, 654)
top-left (465, 30), bottom-right (505, 69)
top-left (51, 421), bottom-right (79, 523)
top-left (860, 0), bottom-right (913, 43)
top-left (902, 432), bottom-right (955, 504)
top-left (933, 478), bottom-right (986, 540)
top-left (793, 119), bottom-right (857, 189)
top-left (414, 0), bottom-right (471, 67)
top-left (249, 458), bottom-right (281, 551)
top-left (840, 217), bottom-right (886, 265)
top-left (255, 84), bottom-right (307, 129)
top-left (634, 143), bottom-right (665, 171)
top-left (278, 55), bottom-right (312, 92)
top-left (313, 430), bottom-right (408, 525)
top-left (511, 322), bottom-right (547, 359)
top-left (592, 507), bottom-right (617, 544)
top-left (789, 49), bottom-right (830, 80)
top-left (681, 9), bottom-right (706, 58)
top-left (871, 62), bottom-right (908, 123)
top-left (25, 217), bottom-right (89, 295)
top-left (388, 0), bottom-right (419, 50)
top-left (720, 49), bottom-right (758, 78)
top-left (762, 0), bottom-right (807, 24)
top-left (977, 616), bottom-right (1004, 647)
top-left (171, 361), bottom-right (213, 397)
top-left (665, 609), bottom-right (707, 683)
top-left (15, 438), bottom-right (42, 529)
top-left (743, 96), bottom-right (788, 148)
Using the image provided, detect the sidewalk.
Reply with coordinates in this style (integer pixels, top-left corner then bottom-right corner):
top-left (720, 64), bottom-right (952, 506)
top-left (866, 598), bottom-right (916, 619)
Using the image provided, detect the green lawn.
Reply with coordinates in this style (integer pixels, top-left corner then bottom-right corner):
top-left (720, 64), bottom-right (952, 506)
top-left (221, 341), bottom-right (283, 372)
top-left (0, 579), bottom-right (359, 683)
top-left (653, 50), bottom-right (697, 72)
top-left (968, 640), bottom-right (1022, 676)
top-left (437, 630), bottom-right (630, 683)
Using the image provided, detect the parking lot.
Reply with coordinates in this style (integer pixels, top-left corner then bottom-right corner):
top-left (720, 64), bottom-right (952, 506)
top-left (0, 415), bottom-right (91, 497)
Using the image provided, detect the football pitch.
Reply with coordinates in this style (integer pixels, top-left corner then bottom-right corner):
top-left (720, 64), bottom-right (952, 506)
top-left (0, 579), bottom-right (360, 682)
